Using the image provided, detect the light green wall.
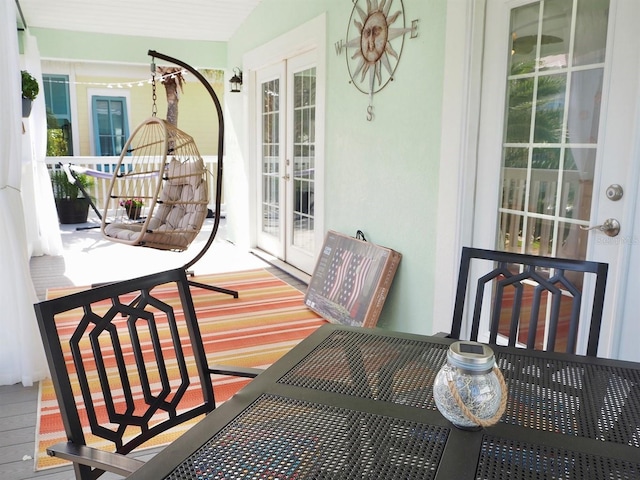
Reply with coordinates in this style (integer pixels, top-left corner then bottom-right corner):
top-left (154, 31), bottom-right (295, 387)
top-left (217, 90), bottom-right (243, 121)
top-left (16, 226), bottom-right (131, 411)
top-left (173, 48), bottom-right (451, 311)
top-left (29, 0), bottom-right (449, 335)
top-left (228, 0), bottom-right (447, 335)
top-left (31, 28), bottom-right (227, 67)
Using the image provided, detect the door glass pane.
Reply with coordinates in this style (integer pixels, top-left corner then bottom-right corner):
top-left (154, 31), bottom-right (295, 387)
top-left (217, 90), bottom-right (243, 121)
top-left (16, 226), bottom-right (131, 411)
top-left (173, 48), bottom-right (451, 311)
top-left (44, 75), bottom-right (73, 156)
top-left (567, 69), bottom-right (604, 144)
top-left (292, 67), bottom-right (316, 253)
top-left (539, 0), bottom-right (572, 71)
top-left (574, 0), bottom-right (609, 66)
top-left (509, 2), bottom-right (540, 74)
top-left (261, 79), bottom-right (280, 238)
top-left (533, 73), bottom-right (566, 143)
top-left (93, 97), bottom-right (128, 156)
top-left (530, 148), bottom-right (559, 216)
top-left (505, 78), bottom-right (534, 144)
top-left (110, 100), bottom-right (125, 153)
top-left (499, 0), bottom-right (609, 261)
top-left (562, 147), bottom-right (595, 222)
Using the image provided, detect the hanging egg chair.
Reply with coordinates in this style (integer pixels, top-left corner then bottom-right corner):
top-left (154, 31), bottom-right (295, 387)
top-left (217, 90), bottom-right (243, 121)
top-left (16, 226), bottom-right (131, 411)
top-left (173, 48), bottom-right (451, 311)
top-left (94, 50), bottom-right (238, 298)
top-left (102, 117), bottom-right (208, 252)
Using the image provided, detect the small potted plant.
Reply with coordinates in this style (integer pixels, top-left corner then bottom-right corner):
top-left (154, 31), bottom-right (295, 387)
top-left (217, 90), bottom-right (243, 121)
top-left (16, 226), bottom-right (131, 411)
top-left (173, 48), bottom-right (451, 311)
top-left (50, 168), bottom-right (94, 224)
top-left (21, 70), bottom-right (39, 117)
top-left (120, 198), bottom-right (144, 220)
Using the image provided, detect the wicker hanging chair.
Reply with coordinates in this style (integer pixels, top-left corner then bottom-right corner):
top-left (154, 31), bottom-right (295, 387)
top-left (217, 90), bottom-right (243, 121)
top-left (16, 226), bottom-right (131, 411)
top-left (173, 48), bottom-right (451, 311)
top-left (101, 117), bottom-right (208, 251)
top-left (95, 50), bottom-right (238, 298)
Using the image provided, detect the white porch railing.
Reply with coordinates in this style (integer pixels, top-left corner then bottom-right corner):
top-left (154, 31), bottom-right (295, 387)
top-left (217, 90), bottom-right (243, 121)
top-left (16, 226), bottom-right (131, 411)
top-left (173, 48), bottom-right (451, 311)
top-left (499, 167), bottom-right (589, 257)
top-left (44, 155), bottom-right (222, 215)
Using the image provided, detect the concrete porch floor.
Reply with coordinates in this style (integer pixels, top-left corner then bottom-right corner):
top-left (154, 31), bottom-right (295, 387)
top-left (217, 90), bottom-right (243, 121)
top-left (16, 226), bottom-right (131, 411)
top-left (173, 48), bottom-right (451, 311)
top-left (28, 214), bottom-right (274, 301)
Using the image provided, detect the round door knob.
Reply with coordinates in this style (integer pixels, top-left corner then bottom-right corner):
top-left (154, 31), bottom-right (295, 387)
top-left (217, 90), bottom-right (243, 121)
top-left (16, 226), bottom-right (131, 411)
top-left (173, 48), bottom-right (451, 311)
top-left (605, 184), bottom-right (623, 201)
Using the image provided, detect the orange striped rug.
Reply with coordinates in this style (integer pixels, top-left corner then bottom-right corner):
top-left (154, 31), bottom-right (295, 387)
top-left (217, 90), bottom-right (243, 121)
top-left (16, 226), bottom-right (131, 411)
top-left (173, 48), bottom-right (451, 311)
top-left (35, 268), bottom-right (327, 471)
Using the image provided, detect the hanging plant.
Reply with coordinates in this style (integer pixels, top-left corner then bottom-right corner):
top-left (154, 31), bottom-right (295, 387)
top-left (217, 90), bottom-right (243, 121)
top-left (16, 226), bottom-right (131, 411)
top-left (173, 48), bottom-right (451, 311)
top-left (21, 70), bottom-right (39, 100)
top-left (21, 70), bottom-right (39, 117)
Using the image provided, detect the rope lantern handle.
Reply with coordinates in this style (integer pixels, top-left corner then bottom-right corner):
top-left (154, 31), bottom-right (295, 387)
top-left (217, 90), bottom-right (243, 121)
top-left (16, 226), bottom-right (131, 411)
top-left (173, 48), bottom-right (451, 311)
top-left (446, 366), bottom-right (508, 428)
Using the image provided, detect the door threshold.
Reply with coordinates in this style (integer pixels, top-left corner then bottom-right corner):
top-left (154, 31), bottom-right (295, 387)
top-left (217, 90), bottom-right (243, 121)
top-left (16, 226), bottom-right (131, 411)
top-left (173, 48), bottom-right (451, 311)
top-left (250, 249), bottom-right (311, 285)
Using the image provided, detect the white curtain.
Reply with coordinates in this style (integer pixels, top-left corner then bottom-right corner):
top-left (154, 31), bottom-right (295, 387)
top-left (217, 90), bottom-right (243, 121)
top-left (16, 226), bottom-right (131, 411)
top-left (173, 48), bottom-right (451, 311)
top-left (21, 33), bottom-right (63, 258)
top-left (0, 0), bottom-right (49, 386)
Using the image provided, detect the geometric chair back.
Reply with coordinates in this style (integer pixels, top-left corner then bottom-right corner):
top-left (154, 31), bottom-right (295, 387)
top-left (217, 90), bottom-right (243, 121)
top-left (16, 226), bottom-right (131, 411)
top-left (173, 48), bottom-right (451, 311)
top-left (33, 268), bottom-right (259, 479)
top-left (450, 247), bottom-right (608, 356)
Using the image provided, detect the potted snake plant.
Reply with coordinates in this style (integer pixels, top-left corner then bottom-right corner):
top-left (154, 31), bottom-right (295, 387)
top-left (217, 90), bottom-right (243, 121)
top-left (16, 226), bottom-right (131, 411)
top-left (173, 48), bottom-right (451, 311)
top-left (50, 168), bottom-right (94, 224)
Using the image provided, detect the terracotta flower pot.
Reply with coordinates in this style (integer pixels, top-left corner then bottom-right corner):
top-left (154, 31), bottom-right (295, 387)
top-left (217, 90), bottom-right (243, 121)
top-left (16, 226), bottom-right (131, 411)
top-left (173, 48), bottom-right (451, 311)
top-left (126, 205), bottom-right (142, 220)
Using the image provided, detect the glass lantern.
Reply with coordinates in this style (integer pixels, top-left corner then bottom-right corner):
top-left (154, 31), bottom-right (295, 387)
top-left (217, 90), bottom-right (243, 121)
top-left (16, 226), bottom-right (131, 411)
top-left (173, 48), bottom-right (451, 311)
top-left (433, 341), bottom-right (506, 430)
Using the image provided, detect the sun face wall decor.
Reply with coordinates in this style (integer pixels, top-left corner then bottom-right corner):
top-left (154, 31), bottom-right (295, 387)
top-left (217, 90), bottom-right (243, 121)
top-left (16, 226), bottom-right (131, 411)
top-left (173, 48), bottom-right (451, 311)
top-left (339, 0), bottom-right (419, 121)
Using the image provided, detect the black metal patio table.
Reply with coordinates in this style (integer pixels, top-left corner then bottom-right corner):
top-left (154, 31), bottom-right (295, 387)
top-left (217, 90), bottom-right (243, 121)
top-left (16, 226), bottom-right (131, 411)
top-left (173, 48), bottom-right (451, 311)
top-left (125, 324), bottom-right (640, 479)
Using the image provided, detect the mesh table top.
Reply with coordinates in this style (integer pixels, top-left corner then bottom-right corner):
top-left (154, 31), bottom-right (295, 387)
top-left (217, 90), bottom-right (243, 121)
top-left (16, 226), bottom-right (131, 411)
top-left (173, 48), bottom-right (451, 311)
top-left (129, 325), bottom-right (640, 480)
top-left (164, 394), bottom-right (449, 480)
top-left (279, 329), bottom-right (640, 447)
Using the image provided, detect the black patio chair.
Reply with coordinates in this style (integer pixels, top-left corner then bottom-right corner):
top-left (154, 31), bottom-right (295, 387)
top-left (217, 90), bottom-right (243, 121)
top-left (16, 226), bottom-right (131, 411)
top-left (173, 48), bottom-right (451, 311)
top-left (34, 267), bottom-right (262, 480)
top-left (448, 247), bottom-right (608, 356)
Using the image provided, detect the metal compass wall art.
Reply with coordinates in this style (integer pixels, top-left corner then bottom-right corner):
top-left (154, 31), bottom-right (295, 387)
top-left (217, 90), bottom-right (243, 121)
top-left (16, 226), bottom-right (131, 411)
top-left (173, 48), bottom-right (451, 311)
top-left (338, 0), bottom-right (418, 121)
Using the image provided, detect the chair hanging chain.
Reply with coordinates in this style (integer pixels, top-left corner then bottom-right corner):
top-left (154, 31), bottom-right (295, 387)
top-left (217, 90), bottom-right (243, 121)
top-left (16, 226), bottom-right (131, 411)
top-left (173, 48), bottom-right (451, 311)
top-left (151, 60), bottom-right (158, 117)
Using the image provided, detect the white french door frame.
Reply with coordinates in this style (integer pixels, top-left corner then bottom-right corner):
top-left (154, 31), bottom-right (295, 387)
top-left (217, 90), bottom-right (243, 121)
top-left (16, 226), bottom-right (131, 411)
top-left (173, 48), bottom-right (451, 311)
top-left (244, 14), bottom-right (326, 274)
top-left (284, 52), bottom-right (322, 271)
top-left (254, 63), bottom-right (286, 257)
top-left (432, 0), bottom-right (487, 337)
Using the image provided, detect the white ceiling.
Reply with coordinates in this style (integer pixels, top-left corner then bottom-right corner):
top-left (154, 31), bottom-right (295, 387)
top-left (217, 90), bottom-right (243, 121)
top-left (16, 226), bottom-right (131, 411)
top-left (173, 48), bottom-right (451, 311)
top-left (16, 0), bottom-right (264, 42)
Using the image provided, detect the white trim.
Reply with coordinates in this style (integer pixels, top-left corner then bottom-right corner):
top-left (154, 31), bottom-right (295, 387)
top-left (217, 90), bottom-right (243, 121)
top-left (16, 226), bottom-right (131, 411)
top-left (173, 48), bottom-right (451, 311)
top-left (243, 14), bottom-right (326, 71)
top-left (243, 14), bottom-right (326, 273)
top-left (432, 1), bottom-right (486, 335)
top-left (69, 69), bottom-right (80, 156)
top-left (590, 0), bottom-right (640, 359)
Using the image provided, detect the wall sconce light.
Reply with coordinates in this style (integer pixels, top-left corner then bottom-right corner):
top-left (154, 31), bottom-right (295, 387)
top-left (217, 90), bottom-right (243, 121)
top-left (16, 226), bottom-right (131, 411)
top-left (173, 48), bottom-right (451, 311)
top-left (229, 68), bottom-right (243, 93)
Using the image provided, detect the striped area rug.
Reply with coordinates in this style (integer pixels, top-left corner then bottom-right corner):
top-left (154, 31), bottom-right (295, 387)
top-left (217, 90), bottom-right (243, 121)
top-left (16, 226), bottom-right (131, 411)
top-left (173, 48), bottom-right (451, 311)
top-left (35, 268), bottom-right (327, 471)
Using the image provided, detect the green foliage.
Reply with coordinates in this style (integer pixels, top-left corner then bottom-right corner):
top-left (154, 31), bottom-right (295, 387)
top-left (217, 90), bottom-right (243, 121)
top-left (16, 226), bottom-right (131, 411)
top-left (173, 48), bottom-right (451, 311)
top-left (50, 169), bottom-right (94, 200)
top-left (504, 60), bottom-right (566, 169)
top-left (47, 129), bottom-right (69, 156)
top-left (21, 70), bottom-right (39, 100)
top-left (46, 112), bottom-right (70, 156)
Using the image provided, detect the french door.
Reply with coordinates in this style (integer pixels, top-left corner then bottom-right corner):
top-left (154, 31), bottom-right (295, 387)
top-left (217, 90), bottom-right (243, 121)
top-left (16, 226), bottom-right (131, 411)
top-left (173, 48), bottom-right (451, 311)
top-left (92, 95), bottom-right (129, 156)
top-left (473, 0), bottom-right (640, 357)
top-left (255, 51), bottom-right (323, 274)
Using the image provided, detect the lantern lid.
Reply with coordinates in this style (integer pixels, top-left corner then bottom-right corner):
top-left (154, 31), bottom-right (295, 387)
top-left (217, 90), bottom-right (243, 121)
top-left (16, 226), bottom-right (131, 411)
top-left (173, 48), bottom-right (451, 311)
top-left (447, 341), bottom-right (495, 373)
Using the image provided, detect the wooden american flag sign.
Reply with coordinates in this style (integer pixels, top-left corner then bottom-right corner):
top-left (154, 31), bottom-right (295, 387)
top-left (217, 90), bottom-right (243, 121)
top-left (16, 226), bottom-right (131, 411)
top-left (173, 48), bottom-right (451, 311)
top-left (304, 230), bottom-right (401, 327)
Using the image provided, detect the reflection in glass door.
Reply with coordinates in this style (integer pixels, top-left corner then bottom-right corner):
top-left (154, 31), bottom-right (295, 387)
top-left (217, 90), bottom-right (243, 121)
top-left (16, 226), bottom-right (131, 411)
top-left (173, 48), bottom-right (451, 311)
top-left (499, 0), bottom-right (608, 260)
top-left (290, 67), bottom-right (316, 255)
top-left (495, 0), bottom-right (609, 351)
top-left (260, 77), bottom-right (282, 242)
top-left (256, 52), bottom-right (320, 273)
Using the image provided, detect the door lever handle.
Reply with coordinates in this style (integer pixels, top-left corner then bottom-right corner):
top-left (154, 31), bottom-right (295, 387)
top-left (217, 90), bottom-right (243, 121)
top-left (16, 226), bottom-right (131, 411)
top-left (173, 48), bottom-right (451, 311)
top-left (580, 218), bottom-right (620, 237)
